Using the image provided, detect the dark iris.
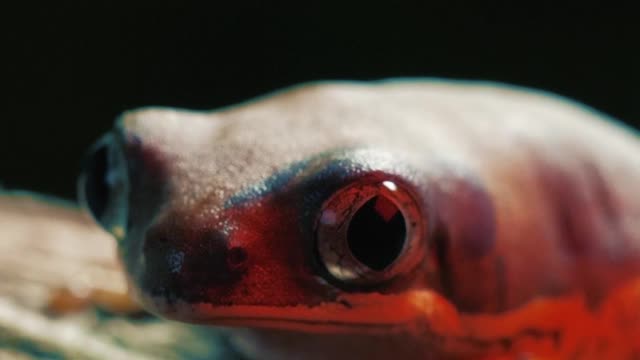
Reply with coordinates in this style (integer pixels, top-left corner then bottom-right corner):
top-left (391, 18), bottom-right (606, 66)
top-left (347, 195), bottom-right (406, 271)
top-left (82, 142), bottom-right (110, 222)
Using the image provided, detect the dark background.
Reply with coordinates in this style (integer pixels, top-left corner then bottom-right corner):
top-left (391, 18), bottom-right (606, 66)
top-left (2, 3), bottom-right (639, 200)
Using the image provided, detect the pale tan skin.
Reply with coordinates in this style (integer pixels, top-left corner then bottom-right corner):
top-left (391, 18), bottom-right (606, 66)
top-left (2, 80), bottom-right (640, 359)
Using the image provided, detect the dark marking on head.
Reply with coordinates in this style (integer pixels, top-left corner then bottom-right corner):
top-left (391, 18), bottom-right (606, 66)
top-left (428, 177), bottom-right (497, 313)
top-left (532, 158), bottom-right (629, 309)
top-left (583, 162), bottom-right (625, 252)
top-left (224, 159), bottom-right (313, 209)
top-left (534, 160), bottom-right (597, 257)
top-left (141, 222), bottom-right (247, 304)
top-left (430, 221), bottom-right (454, 300)
top-left (495, 256), bottom-right (508, 312)
top-left (443, 179), bottom-right (496, 259)
top-left (585, 163), bottom-right (619, 223)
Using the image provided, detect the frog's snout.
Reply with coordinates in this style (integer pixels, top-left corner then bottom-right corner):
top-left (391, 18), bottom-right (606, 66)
top-left (78, 133), bottom-right (130, 239)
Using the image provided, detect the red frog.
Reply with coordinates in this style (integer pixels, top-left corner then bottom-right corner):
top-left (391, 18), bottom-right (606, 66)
top-left (77, 80), bottom-right (640, 359)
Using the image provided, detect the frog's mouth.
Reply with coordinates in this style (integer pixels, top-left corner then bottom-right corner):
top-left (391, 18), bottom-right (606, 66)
top-left (195, 314), bottom-right (408, 334)
top-left (145, 290), bottom-right (450, 334)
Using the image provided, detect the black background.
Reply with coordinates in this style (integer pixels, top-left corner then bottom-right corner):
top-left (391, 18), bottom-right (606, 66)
top-left (2, 2), bottom-right (639, 199)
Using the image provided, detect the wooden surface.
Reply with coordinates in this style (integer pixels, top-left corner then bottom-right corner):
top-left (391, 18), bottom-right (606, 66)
top-left (0, 192), bottom-right (238, 359)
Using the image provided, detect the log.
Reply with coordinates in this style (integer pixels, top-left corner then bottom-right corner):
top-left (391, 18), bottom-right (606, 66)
top-left (0, 191), bottom-right (237, 359)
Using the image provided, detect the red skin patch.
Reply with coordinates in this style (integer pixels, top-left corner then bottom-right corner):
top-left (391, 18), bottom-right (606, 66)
top-left (136, 191), bottom-right (333, 312)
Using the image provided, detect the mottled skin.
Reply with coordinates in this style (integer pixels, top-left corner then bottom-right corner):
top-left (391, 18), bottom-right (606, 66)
top-left (82, 80), bottom-right (640, 359)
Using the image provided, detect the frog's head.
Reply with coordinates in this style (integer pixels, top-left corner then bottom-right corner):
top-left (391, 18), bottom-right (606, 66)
top-left (78, 83), bottom-right (496, 334)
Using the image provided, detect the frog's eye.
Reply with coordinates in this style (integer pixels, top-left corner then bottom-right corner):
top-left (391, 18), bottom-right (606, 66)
top-left (78, 134), bottom-right (129, 239)
top-left (315, 179), bottom-right (425, 288)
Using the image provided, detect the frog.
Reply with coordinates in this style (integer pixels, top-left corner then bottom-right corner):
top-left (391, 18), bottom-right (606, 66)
top-left (2, 79), bottom-right (640, 359)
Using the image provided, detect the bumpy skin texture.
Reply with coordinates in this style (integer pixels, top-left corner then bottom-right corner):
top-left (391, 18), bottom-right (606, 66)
top-left (96, 80), bottom-right (640, 359)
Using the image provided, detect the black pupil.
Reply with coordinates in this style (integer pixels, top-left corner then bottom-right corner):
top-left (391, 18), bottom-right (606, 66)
top-left (83, 144), bottom-right (110, 221)
top-left (347, 195), bottom-right (407, 271)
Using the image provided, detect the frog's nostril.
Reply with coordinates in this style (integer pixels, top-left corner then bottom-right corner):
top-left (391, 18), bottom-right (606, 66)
top-left (227, 247), bottom-right (249, 269)
top-left (78, 133), bottom-right (129, 239)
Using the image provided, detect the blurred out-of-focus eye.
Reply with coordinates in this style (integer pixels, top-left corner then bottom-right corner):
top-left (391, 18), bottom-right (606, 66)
top-left (78, 133), bottom-right (129, 239)
top-left (315, 178), bottom-right (425, 287)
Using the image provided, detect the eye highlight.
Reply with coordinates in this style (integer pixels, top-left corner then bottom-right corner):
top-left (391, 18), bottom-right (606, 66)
top-left (315, 178), bottom-right (424, 287)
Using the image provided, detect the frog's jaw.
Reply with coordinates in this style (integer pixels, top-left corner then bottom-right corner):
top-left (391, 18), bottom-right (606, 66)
top-left (138, 289), bottom-right (456, 335)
